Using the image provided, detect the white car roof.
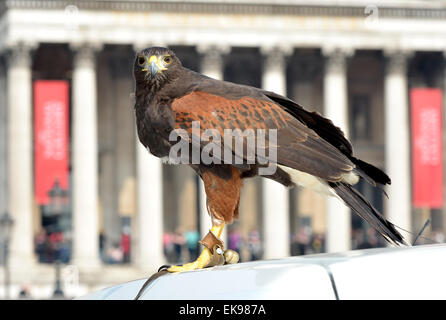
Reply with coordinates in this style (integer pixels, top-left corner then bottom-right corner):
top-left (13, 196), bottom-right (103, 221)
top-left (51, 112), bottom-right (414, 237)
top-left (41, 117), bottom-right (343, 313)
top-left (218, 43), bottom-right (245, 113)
top-left (79, 244), bottom-right (446, 300)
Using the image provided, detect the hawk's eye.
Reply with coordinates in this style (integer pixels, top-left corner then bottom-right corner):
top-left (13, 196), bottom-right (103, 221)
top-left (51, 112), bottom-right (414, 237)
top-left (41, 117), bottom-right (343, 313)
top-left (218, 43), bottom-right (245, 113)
top-left (137, 56), bottom-right (146, 66)
top-left (164, 56), bottom-right (172, 64)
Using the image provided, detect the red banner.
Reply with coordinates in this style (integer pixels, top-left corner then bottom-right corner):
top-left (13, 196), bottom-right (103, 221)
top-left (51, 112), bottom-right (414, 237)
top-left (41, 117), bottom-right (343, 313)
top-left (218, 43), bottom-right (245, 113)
top-left (34, 80), bottom-right (70, 204)
top-left (410, 88), bottom-right (443, 208)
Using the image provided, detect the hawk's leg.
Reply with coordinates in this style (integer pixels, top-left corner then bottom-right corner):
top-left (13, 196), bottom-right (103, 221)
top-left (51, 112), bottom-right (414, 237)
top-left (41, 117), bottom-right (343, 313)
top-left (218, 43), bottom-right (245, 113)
top-left (167, 167), bottom-right (242, 273)
top-left (167, 223), bottom-right (225, 272)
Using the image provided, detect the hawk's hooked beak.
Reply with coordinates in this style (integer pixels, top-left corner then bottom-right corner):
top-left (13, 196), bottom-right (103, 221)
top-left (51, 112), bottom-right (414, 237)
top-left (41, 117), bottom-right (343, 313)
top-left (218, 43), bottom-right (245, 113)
top-left (146, 55), bottom-right (167, 77)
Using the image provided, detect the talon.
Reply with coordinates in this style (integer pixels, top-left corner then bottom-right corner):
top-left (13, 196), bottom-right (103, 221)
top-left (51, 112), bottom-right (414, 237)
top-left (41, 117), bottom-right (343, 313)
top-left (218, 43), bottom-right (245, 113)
top-left (224, 249), bottom-right (239, 264)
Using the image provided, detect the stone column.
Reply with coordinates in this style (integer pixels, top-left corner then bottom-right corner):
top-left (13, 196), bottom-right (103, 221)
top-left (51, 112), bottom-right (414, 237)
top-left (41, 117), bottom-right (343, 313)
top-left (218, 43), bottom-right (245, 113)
top-left (323, 49), bottom-right (352, 253)
top-left (131, 43), bottom-right (165, 270)
top-left (384, 51), bottom-right (412, 242)
top-left (135, 140), bottom-right (165, 270)
top-left (198, 45), bottom-right (228, 244)
top-left (261, 47), bottom-right (291, 259)
top-left (6, 43), bottom-right (37, 269)
top-left (0, 59), bottom-right (7, 226)
top-left (71, 44), bottom-right (101, 271)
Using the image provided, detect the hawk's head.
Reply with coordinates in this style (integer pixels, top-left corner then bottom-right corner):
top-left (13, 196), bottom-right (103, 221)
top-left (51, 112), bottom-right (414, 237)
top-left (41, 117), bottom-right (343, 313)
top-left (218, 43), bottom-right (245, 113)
top-left (133, 47), bottom-right (182, 87)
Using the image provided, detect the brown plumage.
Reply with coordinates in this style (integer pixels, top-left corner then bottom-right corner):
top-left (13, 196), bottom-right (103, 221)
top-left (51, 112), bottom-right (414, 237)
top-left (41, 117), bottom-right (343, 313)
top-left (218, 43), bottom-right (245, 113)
top-left (201, 166), bottom-right (242, 224)
top-left (133, 46), bottom-right (407, 256)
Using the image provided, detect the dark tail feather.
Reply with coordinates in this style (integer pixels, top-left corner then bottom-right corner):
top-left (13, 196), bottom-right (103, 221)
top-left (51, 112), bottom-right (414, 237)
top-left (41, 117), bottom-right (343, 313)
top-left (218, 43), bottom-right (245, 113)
top-left (354, 167), bottom-right (389, 199)
top-left (351, 157), bottom-right (391, 199)
top-left (329, 182), bottom-right (408, 246)
top-left (350, 156), bottom-right (391, 186)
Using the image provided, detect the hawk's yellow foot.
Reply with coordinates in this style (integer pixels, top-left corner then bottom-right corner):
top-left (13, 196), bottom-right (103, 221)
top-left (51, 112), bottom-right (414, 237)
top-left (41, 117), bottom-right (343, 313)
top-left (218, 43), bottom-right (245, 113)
top-left (167, 224), bottom-right (225, 273)
top-left (167, 247), bottom-right (215, 272)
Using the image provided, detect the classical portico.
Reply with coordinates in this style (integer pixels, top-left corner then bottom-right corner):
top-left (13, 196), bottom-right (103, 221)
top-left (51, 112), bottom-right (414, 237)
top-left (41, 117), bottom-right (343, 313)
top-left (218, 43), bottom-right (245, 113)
top-left (1, 0), bottom-right (446, 297)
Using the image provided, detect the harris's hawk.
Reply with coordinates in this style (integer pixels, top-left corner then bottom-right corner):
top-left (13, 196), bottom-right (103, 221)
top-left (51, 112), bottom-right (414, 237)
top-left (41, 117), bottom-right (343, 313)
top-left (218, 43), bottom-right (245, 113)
top-left (133, 47), bottom-right (407, 272)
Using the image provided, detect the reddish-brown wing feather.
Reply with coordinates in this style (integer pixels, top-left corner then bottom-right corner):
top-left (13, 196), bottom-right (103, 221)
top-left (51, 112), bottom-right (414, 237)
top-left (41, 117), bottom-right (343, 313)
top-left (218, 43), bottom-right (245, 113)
top-left (173, 91), bottom-right (272, 132)
top-left (172, 91), bottom-right (354, 181)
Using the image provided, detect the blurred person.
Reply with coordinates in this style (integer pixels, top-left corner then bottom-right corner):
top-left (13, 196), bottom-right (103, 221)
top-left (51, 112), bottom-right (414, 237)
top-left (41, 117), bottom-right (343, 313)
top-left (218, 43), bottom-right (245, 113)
top-left (49, 231), bottom-right (64, 244)
top-left (99, 231), bottom-right (106, 261)
top-left (248, 229), bottom-right (262, 261)
top-left (58, 238), bottom-right (71, 263)
top-left (34, 229), bottom-right (47, 263)
top-left (290, 233), bottom-right (299, 256)
top-left (18, 283), bottom-right (32, 300)
top-left (49, 231), bottom-right (64, 263)
top-left (311, 233), bottom-right (325, 253)
top-left (296, 226), bottom-right (311, 255)
top-left (163, 231), bottom-right (175, 263)
top-left (42, 231), bottom-right (53, 263)
top-left (172, 227), bottom-right (186, 264)
top-left (106, 242), bottom-right (124, 264)
top-left (121, 226), bottom-right (131, 263)
top-left (185, 228), bottom-right (200, 261)
top-left (228, 227), bottom-right (242, 255)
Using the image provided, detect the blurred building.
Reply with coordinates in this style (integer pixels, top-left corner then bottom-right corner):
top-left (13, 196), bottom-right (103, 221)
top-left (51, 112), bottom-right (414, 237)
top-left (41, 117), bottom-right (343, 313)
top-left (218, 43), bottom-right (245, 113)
top-left (0, 0), bottom-right (446, 297)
